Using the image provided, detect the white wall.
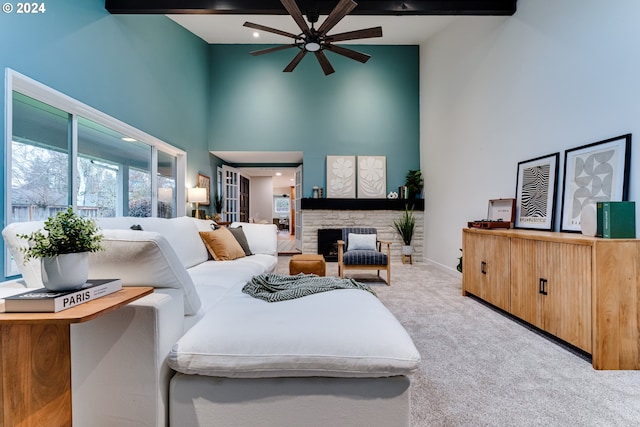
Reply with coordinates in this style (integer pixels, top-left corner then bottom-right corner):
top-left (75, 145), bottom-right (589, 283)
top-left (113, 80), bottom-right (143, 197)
top-left (249, 176), bottom-right (273, 223)
top-left (420, 0), bottom-right (640, 272)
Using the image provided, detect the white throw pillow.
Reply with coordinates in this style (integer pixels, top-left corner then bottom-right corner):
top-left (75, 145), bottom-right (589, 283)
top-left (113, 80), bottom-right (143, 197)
top-left (347, 233), bottom-right (377, 251)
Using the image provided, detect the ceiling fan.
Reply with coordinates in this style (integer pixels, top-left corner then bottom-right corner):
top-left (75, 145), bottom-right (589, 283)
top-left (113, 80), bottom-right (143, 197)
top-left (243, 0), bottom-right (383, 75)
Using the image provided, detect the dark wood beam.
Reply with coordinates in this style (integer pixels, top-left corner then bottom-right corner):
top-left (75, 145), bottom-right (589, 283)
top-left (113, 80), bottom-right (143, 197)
top-left (105, 0), bottom-right (517, 16)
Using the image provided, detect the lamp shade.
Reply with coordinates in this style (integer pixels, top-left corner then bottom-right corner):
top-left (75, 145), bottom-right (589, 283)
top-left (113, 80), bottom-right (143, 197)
top-left (187, 187), bottom-right (207, 203)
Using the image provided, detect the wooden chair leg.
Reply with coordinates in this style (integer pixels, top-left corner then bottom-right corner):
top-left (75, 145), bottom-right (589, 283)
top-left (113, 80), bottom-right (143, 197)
top-left (386, 266), bottom-right (391, 286)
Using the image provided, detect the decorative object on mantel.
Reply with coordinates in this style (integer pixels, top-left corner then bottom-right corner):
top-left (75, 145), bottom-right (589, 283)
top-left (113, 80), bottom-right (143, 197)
top-left (387, 191), bottom-right (398, 199)
top-left (326, 155), bottom-right (356, 198)
top-left (404, 169), bottom-right (423, 199)
top-left (560, 133), bottom-right (631, 232)
top-left (357, 156), bottom-right (386, 198)
top-left (393, 204), bottom-right (416, 264)
top-left (312, 185), bottom-right (320, 198)
top-left (515, 152), bottom-right (559, 231)
top-left (17, 207), bottom-right (104, 291)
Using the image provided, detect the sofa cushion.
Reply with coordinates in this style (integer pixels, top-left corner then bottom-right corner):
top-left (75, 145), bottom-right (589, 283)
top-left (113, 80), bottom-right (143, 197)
top-left (88, 229), bottom-right (201, 315)
top-left (230, 222), bottom-right (278, 256)
top-left (347, 233), bottom-right (377, 251)
top-left (168, 287), bottom-right (421, 378)
top-left (199, 228), bottom-right (246, 261)
top-left (228, 227), bottom-right (253, 256)
top-left (96, 216), bottom-right (208, 269)
top-left (2, 221), bottom-right (46, 287)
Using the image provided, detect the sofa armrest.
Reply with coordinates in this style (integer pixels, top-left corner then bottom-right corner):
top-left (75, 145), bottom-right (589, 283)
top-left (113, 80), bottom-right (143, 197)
top-left (71, 289), bottom-right (184, 427)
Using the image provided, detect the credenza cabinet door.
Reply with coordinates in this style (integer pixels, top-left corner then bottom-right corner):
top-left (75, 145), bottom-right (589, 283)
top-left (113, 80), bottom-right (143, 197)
top-left (462, 232), bottom-right (510, 311)
top-left (511, 238), bottom-right (592, 353)
top-left (510, 239), bottom-right (545, 330)
top-left (543, 242), bottom-right (592, 353)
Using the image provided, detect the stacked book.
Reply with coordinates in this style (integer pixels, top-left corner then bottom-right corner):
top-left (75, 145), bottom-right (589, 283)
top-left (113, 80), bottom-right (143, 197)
top-left (4, 278), bottom-right (122, 313)
top-left (596, 201), bottom-right (636, 238)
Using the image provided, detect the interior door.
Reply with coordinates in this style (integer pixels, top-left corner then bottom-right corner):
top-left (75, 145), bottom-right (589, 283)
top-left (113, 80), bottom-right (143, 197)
top-left (222, 165), bottom-right (239, 222)
top-left (294, 165), bottom-right (303, 251)
top-left (239, 175), bottom-right (250, 222)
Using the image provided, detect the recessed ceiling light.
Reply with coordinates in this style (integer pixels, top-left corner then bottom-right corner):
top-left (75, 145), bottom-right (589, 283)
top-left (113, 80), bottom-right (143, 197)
top-left (122, 137), bottom-right (137, 142)
top-left (253, 32), bottom-right (260, 38)
top-left (275, 172), bottom-right (282, 176)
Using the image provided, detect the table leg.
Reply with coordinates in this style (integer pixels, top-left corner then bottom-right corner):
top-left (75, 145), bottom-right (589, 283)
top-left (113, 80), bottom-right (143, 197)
top-left (0, 324), bottom-right (72, 427)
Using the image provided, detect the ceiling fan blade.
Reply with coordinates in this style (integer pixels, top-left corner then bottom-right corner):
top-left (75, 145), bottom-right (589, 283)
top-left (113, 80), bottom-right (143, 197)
top-left (324, 44), bottom-right (371, 63)
top-left (243, 22), bottom-right (299, 39)
top-left (284, 49), bottom-right (307, 72)
top-left (314, 50), bottom-right (335, 75)
top-left (280, 0), bottom-right (310, 35)
top-left (317, 0), bottom-right (357, 36)
top-left (325, 26), bottom-right (383, 43)
top-left (250, 44), bottom-right (298, 56)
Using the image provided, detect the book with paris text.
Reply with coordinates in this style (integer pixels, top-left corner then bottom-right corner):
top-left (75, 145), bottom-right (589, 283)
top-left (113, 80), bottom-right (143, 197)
top-left (4, 279), bottom-right (122, 313)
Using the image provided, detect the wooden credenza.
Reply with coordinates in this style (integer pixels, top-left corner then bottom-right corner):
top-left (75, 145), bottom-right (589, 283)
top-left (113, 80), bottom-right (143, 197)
top-left (462, 228), bottom-right (640, 370)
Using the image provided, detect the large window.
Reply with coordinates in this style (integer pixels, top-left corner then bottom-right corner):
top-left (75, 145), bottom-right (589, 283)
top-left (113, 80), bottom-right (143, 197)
top-left (5, 69), bottom-right (186, 276)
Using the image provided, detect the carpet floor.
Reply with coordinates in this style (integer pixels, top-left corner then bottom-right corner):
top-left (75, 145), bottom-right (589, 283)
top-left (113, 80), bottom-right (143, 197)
top-left (276, 257), bottom-right (640, 427)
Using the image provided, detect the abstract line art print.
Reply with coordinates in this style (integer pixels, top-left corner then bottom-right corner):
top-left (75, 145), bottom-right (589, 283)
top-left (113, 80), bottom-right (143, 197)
top-left (560, 134), bottom-right (631, 232)
top-left (357, 156), bottom-right (386, 198)
top-left (326, 155), bottom-right (356, 198)
top-left (515, 153), bottom-right (559, 230)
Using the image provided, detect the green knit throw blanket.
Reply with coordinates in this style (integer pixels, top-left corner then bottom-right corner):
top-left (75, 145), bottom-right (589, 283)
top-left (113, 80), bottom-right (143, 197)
top-left (242, 273), bottom-right (376, 303)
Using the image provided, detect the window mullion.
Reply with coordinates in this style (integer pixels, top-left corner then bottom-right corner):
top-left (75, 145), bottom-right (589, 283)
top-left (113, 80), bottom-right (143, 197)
top-left (70, 114), bottom-right (78, 210)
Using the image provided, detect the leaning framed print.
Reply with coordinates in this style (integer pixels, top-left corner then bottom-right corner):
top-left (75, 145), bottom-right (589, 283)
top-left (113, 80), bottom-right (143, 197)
top-left (560, 134), bottom-right (631, 232)
top-left (515, 152), bottom-right (559, 230)
top-left (197, 173), bottom-right (211, 205)
top-left (326, 155), bottom-right (356, 198)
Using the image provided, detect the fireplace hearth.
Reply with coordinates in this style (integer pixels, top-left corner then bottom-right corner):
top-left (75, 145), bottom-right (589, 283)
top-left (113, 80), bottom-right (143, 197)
top-left (317, 229), bottom-right (342, 262)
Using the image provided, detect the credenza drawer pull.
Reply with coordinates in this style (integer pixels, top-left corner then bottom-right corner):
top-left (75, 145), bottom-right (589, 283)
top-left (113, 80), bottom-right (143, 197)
top-left (539, 278), bottom-right (548, 295)
top-left (481, 261), bottom-right (487, 275)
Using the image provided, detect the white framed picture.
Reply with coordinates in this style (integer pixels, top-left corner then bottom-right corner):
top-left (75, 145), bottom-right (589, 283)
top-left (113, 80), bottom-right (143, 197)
top-left (326, 155), bottom-right (356, 198)
top-left (357, 156), bottom-right (386, 198)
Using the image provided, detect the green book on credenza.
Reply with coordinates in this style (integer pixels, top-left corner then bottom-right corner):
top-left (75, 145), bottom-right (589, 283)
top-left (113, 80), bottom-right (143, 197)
top-left (596, 201), bottom-right (636, 238)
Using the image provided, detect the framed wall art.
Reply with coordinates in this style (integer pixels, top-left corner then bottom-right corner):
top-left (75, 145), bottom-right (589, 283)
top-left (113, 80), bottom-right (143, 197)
top-left (560, 134), bottom-right (631, 232)
top-left (357, 156), bottom-right (386, 198)
top-left (197, 173), bottom-right (211, 205)
top-left (326, 155), bottom-right (356, 198)
top-left (515, 152), bottom-right (559, 230)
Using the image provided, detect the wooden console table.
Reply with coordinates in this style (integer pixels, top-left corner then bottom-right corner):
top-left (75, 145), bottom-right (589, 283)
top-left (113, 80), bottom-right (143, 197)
top-left (462, 228), bottom-right (640, 370)
top-left (0, 286), bottom-right (153, 427)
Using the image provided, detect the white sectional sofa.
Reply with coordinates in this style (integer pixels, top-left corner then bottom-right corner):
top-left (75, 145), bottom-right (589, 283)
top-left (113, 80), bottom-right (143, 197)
top-left (2, 216), bottom-right (420, 427)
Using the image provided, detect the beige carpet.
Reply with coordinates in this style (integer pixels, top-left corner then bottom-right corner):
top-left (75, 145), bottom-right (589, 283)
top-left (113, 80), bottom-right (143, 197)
top-left (276, 257), bottom-right (640, 427)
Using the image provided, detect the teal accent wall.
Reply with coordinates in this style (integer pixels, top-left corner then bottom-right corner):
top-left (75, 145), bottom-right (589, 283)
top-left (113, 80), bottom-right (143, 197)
top-left (0, 0), bottom-right (210, 279)
top-left (209, 44), bottom-right (420, 197)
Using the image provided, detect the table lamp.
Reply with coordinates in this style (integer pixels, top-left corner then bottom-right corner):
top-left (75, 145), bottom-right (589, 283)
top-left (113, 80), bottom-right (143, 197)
top-left (187, 187), bottom-right (207, 219)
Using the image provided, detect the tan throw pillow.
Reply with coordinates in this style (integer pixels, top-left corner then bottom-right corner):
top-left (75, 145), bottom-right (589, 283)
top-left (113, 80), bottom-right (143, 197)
top-left (199, 228), bottom-right (246, 261)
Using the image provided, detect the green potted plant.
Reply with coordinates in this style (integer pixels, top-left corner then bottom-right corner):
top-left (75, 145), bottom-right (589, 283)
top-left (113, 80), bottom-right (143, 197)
top-left (405, 169), bottom-right (423, 199)
top-left (393, 204), bottom-right (416, 256)
top-left (18, 207), bottom-right (103, 291)
top-left (213, 193), bottom-right (224, 222)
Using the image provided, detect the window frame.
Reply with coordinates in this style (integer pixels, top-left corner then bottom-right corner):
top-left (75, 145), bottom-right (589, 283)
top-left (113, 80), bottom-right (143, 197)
top-left (4, 68), bottom-right (187, 277)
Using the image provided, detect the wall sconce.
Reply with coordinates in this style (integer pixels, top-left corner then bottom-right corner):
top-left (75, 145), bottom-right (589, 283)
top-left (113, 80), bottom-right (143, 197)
top-left (187, 187), bottom-right (207, 219)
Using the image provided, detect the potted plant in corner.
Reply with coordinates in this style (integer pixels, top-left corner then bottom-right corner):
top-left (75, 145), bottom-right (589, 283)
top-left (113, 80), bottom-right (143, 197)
top-left (405, 169), bottom-right (423, 199)
top-left (18, 207), bottom-right (103, 291)
top-left (393, 204), bottom-right (416, 256)
top-left (213, 193), bottom-right (224, 222)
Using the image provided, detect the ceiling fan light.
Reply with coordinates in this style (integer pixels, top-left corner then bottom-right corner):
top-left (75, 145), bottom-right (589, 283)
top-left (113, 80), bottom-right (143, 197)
top-left (305, 42), bottom-right (321, 52)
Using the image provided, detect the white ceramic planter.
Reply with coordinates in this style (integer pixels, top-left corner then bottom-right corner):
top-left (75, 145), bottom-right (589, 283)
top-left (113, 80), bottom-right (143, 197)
top-left (401, 245), bottom-right (414, 256)
top-left (41, 252), bottom-right (89, 291)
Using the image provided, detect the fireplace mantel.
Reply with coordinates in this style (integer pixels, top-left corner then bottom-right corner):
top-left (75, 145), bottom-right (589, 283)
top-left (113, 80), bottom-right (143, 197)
top-left (301, 198), bottom-right (424, 211)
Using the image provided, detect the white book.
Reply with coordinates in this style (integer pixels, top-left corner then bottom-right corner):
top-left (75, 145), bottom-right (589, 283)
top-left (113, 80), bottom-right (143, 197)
top-left (4, 279), bottom-right (122, 313)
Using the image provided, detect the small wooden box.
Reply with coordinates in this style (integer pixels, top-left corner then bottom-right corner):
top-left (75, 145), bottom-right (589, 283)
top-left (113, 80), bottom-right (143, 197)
top-left (468, 198), bottom-right (516, 229)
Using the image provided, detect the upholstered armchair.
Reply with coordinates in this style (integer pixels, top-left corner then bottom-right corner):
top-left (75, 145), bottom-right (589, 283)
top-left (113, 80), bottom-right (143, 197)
top-left (337, 227), bottom-right (391, 286)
